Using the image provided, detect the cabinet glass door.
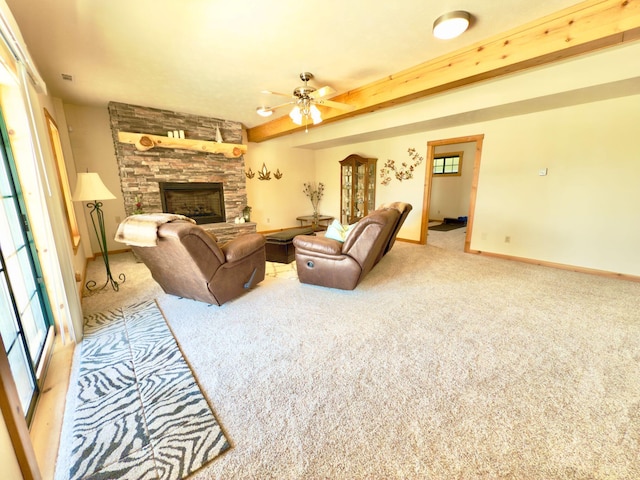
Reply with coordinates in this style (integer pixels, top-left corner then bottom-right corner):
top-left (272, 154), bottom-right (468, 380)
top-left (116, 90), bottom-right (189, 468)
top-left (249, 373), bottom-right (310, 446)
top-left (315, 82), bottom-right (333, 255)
top-left (367, 162), bottom-right (376, 213)
top-left (355, 163), bottom-right (366, 220)
top-left (341, 164), bottom-right (352, 223)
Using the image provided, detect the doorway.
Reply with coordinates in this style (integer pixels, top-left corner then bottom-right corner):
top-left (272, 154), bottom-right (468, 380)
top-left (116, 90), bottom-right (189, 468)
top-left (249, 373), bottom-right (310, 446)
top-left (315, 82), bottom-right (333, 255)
top-left (420, 134), bottom-right (484, 252)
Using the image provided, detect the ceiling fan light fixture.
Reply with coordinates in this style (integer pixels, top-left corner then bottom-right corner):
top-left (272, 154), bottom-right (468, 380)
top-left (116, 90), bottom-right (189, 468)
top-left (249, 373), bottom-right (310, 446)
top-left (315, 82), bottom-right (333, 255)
top-left (433, 11), bottom-right (470, 40)
top-left (256, 106), bottom-right (273, 117)
top-left (310, 104), bottom-right (322, 125)
top-left (289, 106), bottom-right (303, 125)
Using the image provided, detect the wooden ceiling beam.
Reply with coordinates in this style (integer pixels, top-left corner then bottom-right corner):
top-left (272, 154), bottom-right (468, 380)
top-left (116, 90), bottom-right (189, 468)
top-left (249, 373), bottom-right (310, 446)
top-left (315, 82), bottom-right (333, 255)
top-left (247, 0), bottom-right (640, 143)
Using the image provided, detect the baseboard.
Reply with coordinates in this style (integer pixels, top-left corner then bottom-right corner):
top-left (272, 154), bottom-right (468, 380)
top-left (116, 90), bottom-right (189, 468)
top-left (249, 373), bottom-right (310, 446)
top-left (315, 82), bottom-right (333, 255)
top-left (475, 250), bottom-right (640, 283)
top-left (396, 237), bottom-right (421, 245)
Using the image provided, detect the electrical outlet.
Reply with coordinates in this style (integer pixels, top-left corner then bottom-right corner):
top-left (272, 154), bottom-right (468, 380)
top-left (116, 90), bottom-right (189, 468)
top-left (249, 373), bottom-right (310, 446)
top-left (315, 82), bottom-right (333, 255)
top-left (115, 216), bottom-right (121, 224)
top-left (505, 236), bottom-right (511, 243)
top-left (267, 217), bottom-right (270, 223)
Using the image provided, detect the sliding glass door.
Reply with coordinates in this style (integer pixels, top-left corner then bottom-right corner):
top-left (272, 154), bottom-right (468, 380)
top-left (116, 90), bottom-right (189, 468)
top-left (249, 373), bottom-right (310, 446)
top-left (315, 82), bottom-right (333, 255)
top-left (0, 110), bottom-right (53, 423)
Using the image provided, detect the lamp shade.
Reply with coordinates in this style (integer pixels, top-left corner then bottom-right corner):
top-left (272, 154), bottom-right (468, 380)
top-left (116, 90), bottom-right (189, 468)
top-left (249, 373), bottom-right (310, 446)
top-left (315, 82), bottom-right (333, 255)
top-left (289, 105), bottom-right (303, 125)
top-left (309, 104), bottom-right (322, 125)
top-left (433, 11), bottom-right (470, 40)
top-left (72, 172), bottom-right (116, 202)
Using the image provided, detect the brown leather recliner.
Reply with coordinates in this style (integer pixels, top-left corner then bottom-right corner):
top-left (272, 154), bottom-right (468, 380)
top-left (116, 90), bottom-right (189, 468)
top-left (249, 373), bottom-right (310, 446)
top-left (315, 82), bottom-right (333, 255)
top-left (131, 221), bottom-right (266, 305)
top-left (376, 201), bottom-right (413, 259)
top-left (293, 203), bottom-right (411, 290)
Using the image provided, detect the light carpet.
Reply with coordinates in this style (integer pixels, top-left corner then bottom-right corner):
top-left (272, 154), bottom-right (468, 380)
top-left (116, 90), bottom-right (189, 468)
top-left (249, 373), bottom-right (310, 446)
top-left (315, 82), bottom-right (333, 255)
top-left (57, 300), bottom-right (229, 480)
top-left (63, 240), bottom-right (640, 479)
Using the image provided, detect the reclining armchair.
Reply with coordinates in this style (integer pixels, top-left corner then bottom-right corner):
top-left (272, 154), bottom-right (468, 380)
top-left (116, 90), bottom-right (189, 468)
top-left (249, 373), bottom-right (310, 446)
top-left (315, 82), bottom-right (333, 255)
top-left (293, 202), bottom-right (411, 290)
top-left (121, 218), bottom-right (266, 305)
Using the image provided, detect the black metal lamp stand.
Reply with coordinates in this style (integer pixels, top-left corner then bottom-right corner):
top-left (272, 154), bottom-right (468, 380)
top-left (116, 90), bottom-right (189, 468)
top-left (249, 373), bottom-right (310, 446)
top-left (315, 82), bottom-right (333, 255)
top-left (72, 172), bottom-right (124, 293)
top-left (85, 200), bottom-right (125, 292)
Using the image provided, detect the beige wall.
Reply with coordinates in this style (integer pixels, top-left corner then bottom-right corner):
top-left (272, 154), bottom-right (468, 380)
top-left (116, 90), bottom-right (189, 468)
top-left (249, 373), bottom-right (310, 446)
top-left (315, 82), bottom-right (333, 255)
top-left (243, 43), bottom-right (640, 277)
top-left (59, 41), bottom-right (640, 278)
top-left (244, 135), bottom-right (315, 231)
top-left (312, 133), bottom-right (427, 241)
top-left (469, 95), bottom-right (640, 275)
top-left (64, 104), bottom-right (126, 253)
top-left (0, 412), bottom-right (23, 480)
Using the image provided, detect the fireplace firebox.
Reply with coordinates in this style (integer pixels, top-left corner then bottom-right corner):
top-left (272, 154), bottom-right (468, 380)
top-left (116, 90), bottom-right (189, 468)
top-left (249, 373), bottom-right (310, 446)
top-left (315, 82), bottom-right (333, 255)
top-left (159, 182), bottom-right (226, 225)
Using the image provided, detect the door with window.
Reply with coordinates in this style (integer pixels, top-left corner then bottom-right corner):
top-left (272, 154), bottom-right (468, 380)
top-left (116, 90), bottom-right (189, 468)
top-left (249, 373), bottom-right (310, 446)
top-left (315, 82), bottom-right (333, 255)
top-left (0, 111), bottom-right (53, 423)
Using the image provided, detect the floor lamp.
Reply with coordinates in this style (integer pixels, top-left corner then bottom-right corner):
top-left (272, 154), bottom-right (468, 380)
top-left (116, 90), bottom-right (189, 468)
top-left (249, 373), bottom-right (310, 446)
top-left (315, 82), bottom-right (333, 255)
top-left (72, 172), bottom-right (125, 292)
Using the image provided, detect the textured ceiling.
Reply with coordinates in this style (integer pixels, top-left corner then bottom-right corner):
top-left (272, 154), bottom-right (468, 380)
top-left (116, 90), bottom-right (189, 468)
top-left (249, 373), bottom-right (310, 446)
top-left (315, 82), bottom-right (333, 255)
top-left (6, 0), bottom-right (583, 129)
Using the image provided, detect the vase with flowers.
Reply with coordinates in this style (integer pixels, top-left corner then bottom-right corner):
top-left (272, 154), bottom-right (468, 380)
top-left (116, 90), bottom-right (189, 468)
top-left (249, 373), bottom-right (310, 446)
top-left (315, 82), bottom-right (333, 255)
top-left (303, 181), bottom-right (325, 226)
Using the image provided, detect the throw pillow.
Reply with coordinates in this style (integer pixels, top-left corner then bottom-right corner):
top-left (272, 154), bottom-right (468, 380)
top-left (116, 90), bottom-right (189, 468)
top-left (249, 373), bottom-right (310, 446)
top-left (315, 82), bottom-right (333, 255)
top-left (325, 219), bottom-right (355, 242)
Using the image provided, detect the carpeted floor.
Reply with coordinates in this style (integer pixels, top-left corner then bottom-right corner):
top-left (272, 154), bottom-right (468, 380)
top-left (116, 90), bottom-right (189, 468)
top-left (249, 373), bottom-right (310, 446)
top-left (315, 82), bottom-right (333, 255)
top-left (64, 236), bottom-right (640, 479)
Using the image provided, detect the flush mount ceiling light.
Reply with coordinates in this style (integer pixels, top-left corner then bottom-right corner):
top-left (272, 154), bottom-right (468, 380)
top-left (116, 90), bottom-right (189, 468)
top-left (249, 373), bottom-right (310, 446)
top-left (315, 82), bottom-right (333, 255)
top-left (433, 10), bottom-right (471, 40)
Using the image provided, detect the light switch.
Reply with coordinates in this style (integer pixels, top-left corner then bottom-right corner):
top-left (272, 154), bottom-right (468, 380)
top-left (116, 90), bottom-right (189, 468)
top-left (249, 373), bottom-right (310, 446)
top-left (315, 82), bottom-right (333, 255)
top-left (538, 168), bottom-right (548, 176)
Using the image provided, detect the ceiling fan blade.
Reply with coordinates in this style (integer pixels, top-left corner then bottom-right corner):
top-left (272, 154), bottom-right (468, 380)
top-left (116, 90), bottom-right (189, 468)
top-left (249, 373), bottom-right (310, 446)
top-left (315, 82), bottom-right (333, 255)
top-left (261, 90), bottom-right (293, 98)
top-left (267, 100), bottom-right (295, 111)
top-left (309, 85), bottom-right (336, 98)
top-left (313, 98), bottom-right (355, 111)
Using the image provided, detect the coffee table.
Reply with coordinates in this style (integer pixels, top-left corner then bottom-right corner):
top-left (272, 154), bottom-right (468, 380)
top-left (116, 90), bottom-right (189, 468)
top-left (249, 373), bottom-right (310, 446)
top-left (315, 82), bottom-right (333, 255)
top-left (265, 227), bottom-right (314, 264)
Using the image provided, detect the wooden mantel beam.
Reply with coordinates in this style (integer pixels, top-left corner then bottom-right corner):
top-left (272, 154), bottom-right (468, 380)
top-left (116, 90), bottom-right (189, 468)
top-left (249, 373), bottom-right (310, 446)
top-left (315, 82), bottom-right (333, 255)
top-left (247, 0), bottom-right (640, 143)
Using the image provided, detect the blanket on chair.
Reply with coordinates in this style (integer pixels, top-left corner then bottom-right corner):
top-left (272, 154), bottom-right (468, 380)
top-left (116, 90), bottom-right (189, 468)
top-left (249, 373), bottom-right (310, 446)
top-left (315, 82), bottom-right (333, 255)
top-left (114, 213), bottom-right (195, 247)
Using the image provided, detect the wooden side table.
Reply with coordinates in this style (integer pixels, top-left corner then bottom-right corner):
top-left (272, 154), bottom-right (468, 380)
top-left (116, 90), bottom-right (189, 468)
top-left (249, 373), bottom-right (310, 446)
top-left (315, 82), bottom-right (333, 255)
top-left (296, 215), bottom-right (334, 231)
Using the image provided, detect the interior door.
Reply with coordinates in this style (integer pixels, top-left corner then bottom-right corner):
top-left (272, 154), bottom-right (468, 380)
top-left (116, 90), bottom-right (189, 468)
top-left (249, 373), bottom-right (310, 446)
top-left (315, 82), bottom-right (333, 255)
top-left (0, 110), bottom-right (53, 423)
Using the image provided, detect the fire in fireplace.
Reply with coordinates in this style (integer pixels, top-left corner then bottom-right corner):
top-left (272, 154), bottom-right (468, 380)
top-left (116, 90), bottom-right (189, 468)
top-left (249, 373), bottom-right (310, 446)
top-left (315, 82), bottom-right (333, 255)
top-left (159, 182), bottom-right (226, 224)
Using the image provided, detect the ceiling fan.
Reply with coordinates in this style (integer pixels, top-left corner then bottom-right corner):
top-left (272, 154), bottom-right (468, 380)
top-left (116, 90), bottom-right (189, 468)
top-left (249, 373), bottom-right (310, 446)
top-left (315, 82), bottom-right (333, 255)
top-left (256, 72), bottom-right (355, 131)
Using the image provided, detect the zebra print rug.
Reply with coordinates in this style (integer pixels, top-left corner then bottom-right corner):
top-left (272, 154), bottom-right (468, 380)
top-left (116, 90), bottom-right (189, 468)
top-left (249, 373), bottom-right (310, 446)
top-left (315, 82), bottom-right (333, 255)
top-left (65, 299), bottom-right (229, 479)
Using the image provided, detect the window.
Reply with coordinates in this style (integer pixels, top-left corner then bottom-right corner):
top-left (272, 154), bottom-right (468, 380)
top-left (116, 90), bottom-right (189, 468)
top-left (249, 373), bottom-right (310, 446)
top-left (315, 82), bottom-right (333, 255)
top-left (433, 152), bottom-right (463, 176)
top-left (44, 109), bottom-right (80, 253)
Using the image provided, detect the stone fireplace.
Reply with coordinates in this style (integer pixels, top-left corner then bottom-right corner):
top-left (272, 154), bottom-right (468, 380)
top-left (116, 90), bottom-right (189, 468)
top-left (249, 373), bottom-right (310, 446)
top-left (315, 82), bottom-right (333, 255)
top-left (108, 102), bottom-right (254, 241)
top-left (159, 182), bottom-right (226, 224)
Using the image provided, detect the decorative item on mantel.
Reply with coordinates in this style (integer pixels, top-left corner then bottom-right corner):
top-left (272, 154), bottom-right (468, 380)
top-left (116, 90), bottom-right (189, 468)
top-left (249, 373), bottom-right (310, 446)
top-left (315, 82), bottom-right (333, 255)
top-left (167, 130), bottom-right (185, 139)
top-left (303, 181), bottom-right (325, 226)
top-left (215, 126), bottom-right (223, 143)
top-left (380, 147), bottom-right (424, 186)
top-left (243, 206), bottom-right (252, 222)
top-left (245, 167), bottom-right (255, 179)
top-left (274, 169), bottom-right (283, 179)
top-left (132, 194), bottom-right (144, 214)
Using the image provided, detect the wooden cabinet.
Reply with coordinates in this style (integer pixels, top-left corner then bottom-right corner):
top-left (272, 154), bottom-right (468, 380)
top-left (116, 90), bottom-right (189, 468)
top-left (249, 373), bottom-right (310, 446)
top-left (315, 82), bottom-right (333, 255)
top-left (340, 154), bottom-right (376, 224)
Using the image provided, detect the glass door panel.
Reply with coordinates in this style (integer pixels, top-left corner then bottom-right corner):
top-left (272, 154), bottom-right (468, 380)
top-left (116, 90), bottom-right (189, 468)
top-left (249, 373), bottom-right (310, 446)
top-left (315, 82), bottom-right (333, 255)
top-left (0, 110), bottom-right (52, 422)
top-left (0, 275), bottom-right (18, 347)
top-left (7, 336), bottom-right (35, 411)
